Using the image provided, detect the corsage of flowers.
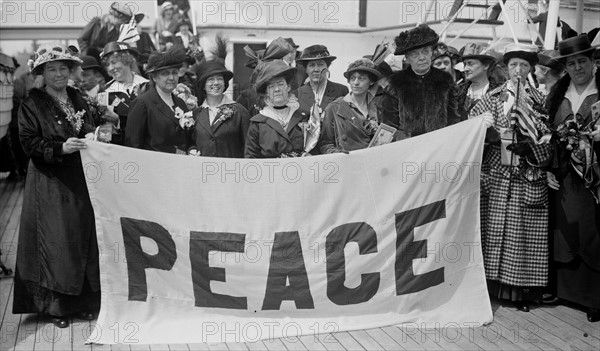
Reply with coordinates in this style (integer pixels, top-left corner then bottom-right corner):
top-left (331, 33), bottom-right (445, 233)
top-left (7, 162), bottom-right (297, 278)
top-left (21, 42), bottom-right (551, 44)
top-left (174, 83), bottom-right (198, 110)
top-left (174, 106), bottom-right (195, 129)
top-left (63, 109), bottom-right (86, 132)
top-left (554, 117), bottom-right (592, 151)
top-left (213, 104), bottom-right (236, 125)
top-left (83, 94), bottom-right (108, 125)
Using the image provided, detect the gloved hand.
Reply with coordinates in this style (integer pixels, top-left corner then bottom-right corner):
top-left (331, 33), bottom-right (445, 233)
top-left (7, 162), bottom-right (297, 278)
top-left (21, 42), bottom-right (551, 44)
top-left (506, 142), bottom-right (533, 156)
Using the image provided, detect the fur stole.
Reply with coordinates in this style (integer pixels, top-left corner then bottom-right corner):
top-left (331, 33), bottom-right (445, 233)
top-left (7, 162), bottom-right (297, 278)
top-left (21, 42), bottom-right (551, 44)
top-left (387, 67), bottom-right (454, 135)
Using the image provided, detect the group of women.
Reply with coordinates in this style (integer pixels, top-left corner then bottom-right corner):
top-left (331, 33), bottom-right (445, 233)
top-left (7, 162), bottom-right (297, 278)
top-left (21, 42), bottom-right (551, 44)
top-left (12, 29), bottom-right (600, 328)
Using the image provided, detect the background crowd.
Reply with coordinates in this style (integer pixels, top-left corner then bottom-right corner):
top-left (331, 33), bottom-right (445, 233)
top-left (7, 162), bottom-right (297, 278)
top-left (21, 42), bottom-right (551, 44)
top-left (1, 0), bottom-right (599, 330)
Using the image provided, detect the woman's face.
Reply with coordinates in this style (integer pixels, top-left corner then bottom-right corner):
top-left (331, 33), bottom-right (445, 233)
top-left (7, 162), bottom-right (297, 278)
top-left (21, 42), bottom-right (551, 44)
top-left (266, 77), bottom-right (290, 106)
top-left (463, 59), bottom-right (487, 81)
top-left (204, 74), bottom-right (225, 97)
top-left (348, 71), bottom-right (371, 96)
top-left (433, 56), bottom-right (453, 74)
top-left (164, 9), bottom-right (174, 19)
top-left (153, 67), bottom-right (179, 93)
top-left (564, 54), bottom-right (594, 87)
top-left (43, 61), bottom-right (70, 91)
top-left (105, 54), bottom-right (132, 83)
top-left (507, 57), bottom-right (531, 86)
top-left (306, 60), bottom-right (328, 85)
top-left (534, 64), bottom-right (549, 84)
top-left (406, 46), bottom-right (432, 74)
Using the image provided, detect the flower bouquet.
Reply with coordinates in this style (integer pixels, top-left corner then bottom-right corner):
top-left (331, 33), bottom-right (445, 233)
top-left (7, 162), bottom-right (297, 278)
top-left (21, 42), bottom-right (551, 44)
top-left (213, 104), bottom-right (236, 125)
top-left (174, 106), bottom-right (195, 130)
top-left (174, 83), bottom-right (198, 110)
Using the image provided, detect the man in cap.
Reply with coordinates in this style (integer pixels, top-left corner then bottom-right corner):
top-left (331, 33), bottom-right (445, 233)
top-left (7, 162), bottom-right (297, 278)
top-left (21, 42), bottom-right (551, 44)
top-left (381, 24), bottom-right (460, 140)
top-left (78, 2), bottom-right (145, 57)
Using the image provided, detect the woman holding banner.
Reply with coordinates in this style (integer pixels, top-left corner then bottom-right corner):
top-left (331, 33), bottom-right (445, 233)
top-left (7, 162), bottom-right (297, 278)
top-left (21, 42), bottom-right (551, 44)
top-left (469, 43), bottom-right (552, 312)
top-left (188, 59), bottom-right (250, 158)
top-left (245, 60), bottom-right (309, 158)
top-left (126, 47), bottom-right (190, 153)
top-left (318, 58), bottom-right (382, 154)
top-left (13, 44), bottom-right (99, 328)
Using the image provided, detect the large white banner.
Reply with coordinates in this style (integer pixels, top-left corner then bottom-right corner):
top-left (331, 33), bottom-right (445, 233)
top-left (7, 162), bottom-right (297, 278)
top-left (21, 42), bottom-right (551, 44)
top-left (81, 118), bottom-right (492, 345)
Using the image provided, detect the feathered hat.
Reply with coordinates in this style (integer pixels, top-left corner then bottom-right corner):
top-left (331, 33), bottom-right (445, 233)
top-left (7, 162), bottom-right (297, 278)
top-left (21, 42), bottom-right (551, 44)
top-left (394, 24), bottom-right (439, 55)
top-left (459, 42), bottom-right (498, 63)
top-left (145, 46), bottom-right (186, 74)
top-left (194, 34), bottom-right (233, 92)
top-left (343, 58), bottom-right (381, 80)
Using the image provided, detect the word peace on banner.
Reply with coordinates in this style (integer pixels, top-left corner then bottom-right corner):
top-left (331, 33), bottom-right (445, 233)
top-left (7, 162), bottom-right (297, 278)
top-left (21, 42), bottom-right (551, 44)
top-left (81, 118), bottom-right (492, 345)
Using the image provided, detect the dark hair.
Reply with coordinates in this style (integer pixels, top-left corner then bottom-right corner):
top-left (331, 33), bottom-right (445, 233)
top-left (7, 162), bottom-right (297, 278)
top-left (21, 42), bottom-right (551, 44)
top-left (563, 50), bottom-right (594, 64)
top-left (42, 60), bottom-right (76, 73)
top-left (102, 51), bottom-right (137, 69)
top-left (299, 59), bottom-right (332, 69)
top-left (346, 70), bottom-right (378, 84)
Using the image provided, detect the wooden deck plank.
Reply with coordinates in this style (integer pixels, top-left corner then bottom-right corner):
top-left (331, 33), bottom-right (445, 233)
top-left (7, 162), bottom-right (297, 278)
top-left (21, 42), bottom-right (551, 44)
top-left (206, 342), bottom-right (229, 350)
top-left (297, 335), bottom-right (328, 351)
top-left (185, 344), bottom-right (209, 351)
top-left (51, 318), bottom-right (74, 351)
top-left (13, 315), bottom-right (39, 351)
top-left (548, 304), bottom-right (600, 339)
top-left (348, 330), bottom-right (384, 351)
top-left (315, 333), bottom-right (346, 351)
top-left (1, 280), bottom-right (19, 351)
top-left (260, 338), bottom-right (287, 351)
top-left (329, 331), bottom-right (364, 350)
top-left (166, 344), bottom-right (190, 351)
top-left (148, 344), bottom-right (170, 351)
top-left (128, 344), bottom-right (150, 350)
top-left (109, 342), bottom-right (132, 351)
top-left (381, 325), bottom-right (424, 351)
top-left (493, 307), bottom-right (561, 351)
top-left (224, 341), bottom-right (248, 351)
top-left (243, 340), bottom-right (267, 351)
top-left (278, 336), bottom-right (307, 351)
top-left (531, 306), bottom-right (599, 349)
top-left (365, 327), bottom-right (406, 350)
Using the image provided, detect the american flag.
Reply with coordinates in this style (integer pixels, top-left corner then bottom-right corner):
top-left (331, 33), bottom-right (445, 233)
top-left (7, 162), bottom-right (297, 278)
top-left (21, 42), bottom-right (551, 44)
top-left (118, 17), bottom-right (140, 44)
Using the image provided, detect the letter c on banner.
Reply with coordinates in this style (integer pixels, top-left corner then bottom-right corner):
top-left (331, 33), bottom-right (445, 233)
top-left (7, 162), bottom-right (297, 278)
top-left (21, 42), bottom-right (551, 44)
top-left (325, 222), bottom-right (380, 305)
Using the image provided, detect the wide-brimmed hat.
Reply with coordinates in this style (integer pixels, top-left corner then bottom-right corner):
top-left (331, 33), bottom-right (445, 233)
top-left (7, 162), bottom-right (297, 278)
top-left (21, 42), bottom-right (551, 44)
top-left (296, 45), bottom-right (336, 66)
top-left (254, 60), bottom-right (297, 94)
top-left (537, 50), bottom-right (564, 71)
top-left (503, 43), bottom-right (538, 66)
top-left (80, 55), bottom-right (110, 80)
top-left (109, 2), bottom-right (144, 23)
top-left (195, 60), bottom-right (234, 92)
top-left (556, 34), bottom-right (598, 61)
top-left (394, 24), bottom-right (439, 55)
top-left (160, 2), bottom-right (175, 14)
top-left (343, 58), bottom-right (382, 80)
top-left (28, 43), bottom-right (82, 75)
top-left (459, 42), bottom-right (497, 63)
top-left (145, 46), bottom-right (186, 74)
top-left (100, 42), bottom-right (138, 59)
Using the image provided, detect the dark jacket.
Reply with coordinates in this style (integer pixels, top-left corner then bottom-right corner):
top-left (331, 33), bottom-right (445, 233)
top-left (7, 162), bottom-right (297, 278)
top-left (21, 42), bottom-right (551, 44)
top-left (381, 67), bottom-right (460, 139)
top-left (78, 17), bottom-right (120, 55)
top-left (318, 96), bottom-right (376, 154)
top-left (14, 86), bottom-right (99, 309)
top-left (294, 80), bottom-right (349, 114)
top-left (245, 109), bottom-right (308, 158)
top-left (192, 102), bottom-right (251, 158)
top-left (125, 86), bottom-right (190, 153)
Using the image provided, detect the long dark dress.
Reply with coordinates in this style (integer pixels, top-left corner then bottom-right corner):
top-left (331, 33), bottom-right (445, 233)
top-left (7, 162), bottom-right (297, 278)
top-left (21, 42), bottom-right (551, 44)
top-left (13, 86), bottom-right (100, 317)
top-left (547, 71), bottom-right (600, 310)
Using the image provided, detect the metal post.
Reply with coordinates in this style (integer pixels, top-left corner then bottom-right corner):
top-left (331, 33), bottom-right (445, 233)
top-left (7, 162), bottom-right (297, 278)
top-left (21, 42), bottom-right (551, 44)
top-left (576, 0), bottom-right (584, 34)
top-left (544, 0), bottom-right (561, 49)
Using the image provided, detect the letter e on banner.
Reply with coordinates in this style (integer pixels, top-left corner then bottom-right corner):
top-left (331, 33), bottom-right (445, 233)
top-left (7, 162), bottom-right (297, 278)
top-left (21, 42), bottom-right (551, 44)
top-left (395, 200), bottom-right (446, 295)
top-left (189, 232), bottom-right (248, 309)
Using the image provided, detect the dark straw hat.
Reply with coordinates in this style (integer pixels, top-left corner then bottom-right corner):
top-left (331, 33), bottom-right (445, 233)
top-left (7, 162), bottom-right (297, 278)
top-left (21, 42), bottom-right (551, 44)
top-left (100, 42), bottom-right (138, 59)
top-left (296, 45), bottom-right (336, 66)
top-left (556, 34), bottom-right (598, 61)
top-left (460, 42), bottom-right (497, 63)
top-left (503, 43), bottom-right (538, 66)
top-left (394, 24), bottom-right (439, 55)
top-left (145, 46), bottom-right (186, 74)
top-left (537, 50), bottom-right (564, 71)
top-left (195, 60), bottom-right (234, 92)
top-left (343, 58), bottom-right (382, 80)
top-left (254, 60), bottom-right (297, 94)
top-left (80, 55), bottom-right (110, 81)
